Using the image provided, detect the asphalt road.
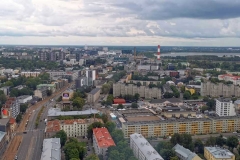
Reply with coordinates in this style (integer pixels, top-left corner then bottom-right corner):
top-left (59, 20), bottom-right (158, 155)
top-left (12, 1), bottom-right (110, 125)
top-left (17, 100), bottom-right (56, 160)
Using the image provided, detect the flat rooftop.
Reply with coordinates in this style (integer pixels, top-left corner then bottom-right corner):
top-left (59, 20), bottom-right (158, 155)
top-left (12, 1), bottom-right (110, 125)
top-left (48, 108), bottom-right (99, 117)
top-left (126, 116), bottom-right (160, 122)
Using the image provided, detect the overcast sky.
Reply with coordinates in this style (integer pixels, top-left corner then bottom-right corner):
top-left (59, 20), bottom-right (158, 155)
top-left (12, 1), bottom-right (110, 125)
top-left (1, 0), bottom-right (240, 46)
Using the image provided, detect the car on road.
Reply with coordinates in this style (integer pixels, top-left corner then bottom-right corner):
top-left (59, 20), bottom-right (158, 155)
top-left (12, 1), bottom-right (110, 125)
top-left (15, 155), bottom-right (18, 160)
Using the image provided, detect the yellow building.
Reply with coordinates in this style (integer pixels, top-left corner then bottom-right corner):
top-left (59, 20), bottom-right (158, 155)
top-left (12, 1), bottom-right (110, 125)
top-left (185, 86), bottom-right (196, 95)
top-left (122, 116), bottom-right (240, 138)
top-left (204, 147), bottom-right (235, 160)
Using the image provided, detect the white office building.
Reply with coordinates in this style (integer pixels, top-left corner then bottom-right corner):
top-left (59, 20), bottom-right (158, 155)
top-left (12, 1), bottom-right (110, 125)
top-left (215, 98), bottom-right (236, 117)
top-left (130, 133), bottom-right (164, 160)
top-left (41, 138), bottom-right (61, 160)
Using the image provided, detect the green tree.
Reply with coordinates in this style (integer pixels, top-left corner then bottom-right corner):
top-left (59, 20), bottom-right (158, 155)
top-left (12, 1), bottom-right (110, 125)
top-left (205, 136), bottom-right (216, 146)
top-left (102, 84), bottom-right (111, 94)
top-left (170, 133), bottom-right (182, 145)
top-left (136, 82), bottom-right (141, 87)
top-left (227, 136), bottom-right (239, 150)
top-left (108, 150), bottom-right (124, 160)
top-left (183, 91), bottom-right (191, 100)
top-left (131, 102), bottom-right (138, 108)
top-left (117, 104), bottom-right (124, 109)
top-left (134, 93), bottom-right (140, 101)
top-left (170, 156), bottom-right (179, 160)
top-left (4, 81), bottom-right (14, 87)
top-left (194, 139), bottom-right (204, 154)
top-left (85, 154), bottom-right (99, 160)
top-left (20, 104), bottom-right (28, 113)
top-left (55, 130), bottom-right (67, 146)
top-left (101, 113), bottom-right (108, 123)
top-left (160, 149), bottom-right (176, 160)
top-left (47, 89), bottom-right (52, 96)
top-left (0, 94), bottom-right (7, 104)
top-left (216, 135), bottom-right (226, 147)
top-left (72, 97), bottom-right (85, 110)
top-left (201, 105), bottom-right (209, 113)
top-left (111, 129), bottom-right (124, 143)
top-left (180, 85), bottom-right (185, 93)
top-left (105, 121), bottom-right (116, 133)
top-left (16, 113), bottom-right (22, 123)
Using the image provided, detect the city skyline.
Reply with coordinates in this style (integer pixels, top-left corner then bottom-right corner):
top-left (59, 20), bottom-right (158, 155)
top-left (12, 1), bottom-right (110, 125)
top-left (1, 0), bottom-right (240, 46)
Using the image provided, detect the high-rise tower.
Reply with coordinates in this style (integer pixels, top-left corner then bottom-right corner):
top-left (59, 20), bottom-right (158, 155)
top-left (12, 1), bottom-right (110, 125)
top-left (157, 45), bottom-right (161, 60)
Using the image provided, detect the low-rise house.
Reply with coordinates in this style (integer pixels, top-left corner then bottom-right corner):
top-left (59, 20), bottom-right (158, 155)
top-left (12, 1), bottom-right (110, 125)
top-left (173, 144), bottom-right (201, 160)
top-left (204, 147), bottom-right (235, 160)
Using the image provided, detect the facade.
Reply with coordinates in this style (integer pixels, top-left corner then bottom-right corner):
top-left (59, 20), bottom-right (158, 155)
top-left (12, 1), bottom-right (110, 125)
top-left (218, 74), bottom-right (240, 85)
top-left (204, 147), bottom-right (235, 160)
top-left (47, 71), bottom-right (79, 81)
top-left (173, 144), bottom-right (201, 160)
top-left (21, 72), bottom-right (40, 77)
top-left (88, 88), bottom-right (101, 103)
top-left (41, 138), bottom-right (61, 160)
top-left (126, 80), bottom-right (162, 86)
top-left (34, 88), bottom-right (48, 99)
top-left (215, 98), bottom-right (236, 117)
top-left (75, 77), bottom-right (89, 89)
top-left (201, 81), bottom-right (240, 97)
top-left (93, 128), bottom-right (115, 158)
top-left (39, 52), bottom-right (47, 61)
top-left (62, 89), bottom-right (74, 101)
top-left (1, 97), bottom-right (20, 119)
top-left (17, 95), bottom-right (32, 104)
top-left (0, 131), bottom-right (7, 157)
top-left (121, 116), bottom-right (240, 138)
top-left (50, 52), bottom-right (57, 61)
top-left (0, 86), bottom-right (10, 96)
top-left (86, 69), bottom-right (96, 84)
top-left (59, 52), bottom-right (66, 60)
top-left (45, 118), bottom-right (102, 138)
top-left (113, 83), bottom-right (161, 99)
top-left (130, 133), bottom-right (163, 160)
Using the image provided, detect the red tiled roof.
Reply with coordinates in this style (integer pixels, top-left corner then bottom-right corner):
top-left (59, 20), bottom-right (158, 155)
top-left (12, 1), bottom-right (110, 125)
top-left (113, 99), bottom-right (126, 104)
top-left (93, 128), bottom-right (115, 148)
top-left (9, 118), bottom-right (16, 124)
top-left (46, 120), bottom-right (60, 132)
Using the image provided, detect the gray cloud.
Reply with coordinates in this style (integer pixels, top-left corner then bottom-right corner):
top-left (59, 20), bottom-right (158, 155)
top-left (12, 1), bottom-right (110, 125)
top-left (115, 0), bottom-right (240, 20)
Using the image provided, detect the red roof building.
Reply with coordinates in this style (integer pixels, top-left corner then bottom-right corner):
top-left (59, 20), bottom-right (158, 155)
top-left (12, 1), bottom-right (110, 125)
top-left (93, 127), bottom-right (115, 156)
top-left (113, 98), bottom-right (126, 104)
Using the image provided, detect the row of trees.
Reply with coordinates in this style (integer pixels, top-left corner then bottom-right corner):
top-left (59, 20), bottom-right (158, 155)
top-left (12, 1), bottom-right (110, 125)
top-left (0, 58), bottom-right (59, 70)
top-left (111, 71), bottom-right (126, 82)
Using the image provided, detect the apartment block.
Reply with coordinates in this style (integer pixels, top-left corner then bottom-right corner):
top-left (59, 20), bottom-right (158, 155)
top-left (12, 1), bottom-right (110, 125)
top-left (215, 98), bottom-right (236, 117)
top-left (34, 87), bottom-right (48, 99)
top-left (88, 88), bottom-right (101, 104)
top-left (45, 118), bottom-right (103, 138)
top-left (1, 97), bottom-right (20, 119)
top-left (50, 52), bottom-right (57, 61)
top-left (121, 116), bottom-right (240, 138)
top-left (113, 83), bottom-right (161, 99)
top-left (39, 52), bottom-right (47, 61)
top-left (204, 147), bottom-right (235, 160)
top-left (201, 81), bottom-right (240, 97)
top-left (92, 128), bottom-right (115, 158)
top-left (130, 133), bottom-right (163, 160)
top-left (21, 72), bottom-right (41, 77)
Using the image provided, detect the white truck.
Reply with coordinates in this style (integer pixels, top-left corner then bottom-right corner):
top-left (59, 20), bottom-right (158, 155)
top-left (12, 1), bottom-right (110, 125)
top-left (44, 119), bottom-right (47, 124)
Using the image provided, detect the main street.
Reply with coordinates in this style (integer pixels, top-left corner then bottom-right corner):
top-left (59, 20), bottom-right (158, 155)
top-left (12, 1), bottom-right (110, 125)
top-left (2, 83), bottom-right (73, 160)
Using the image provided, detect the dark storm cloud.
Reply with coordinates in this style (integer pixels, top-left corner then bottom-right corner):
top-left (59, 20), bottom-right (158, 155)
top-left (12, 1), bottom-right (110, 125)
top-left (115, 0), bottom-right (240, 20)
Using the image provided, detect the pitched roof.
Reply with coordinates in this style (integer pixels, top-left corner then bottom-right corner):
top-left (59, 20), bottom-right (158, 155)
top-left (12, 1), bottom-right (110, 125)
top-left (46, 120), bottom-right (61, 133)
top-left (9, 118), bottom-right (16, 124)
top-left (93, 127), bottom-right (115, 148)
top-left (173, 144), bottom-right (199, 160)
